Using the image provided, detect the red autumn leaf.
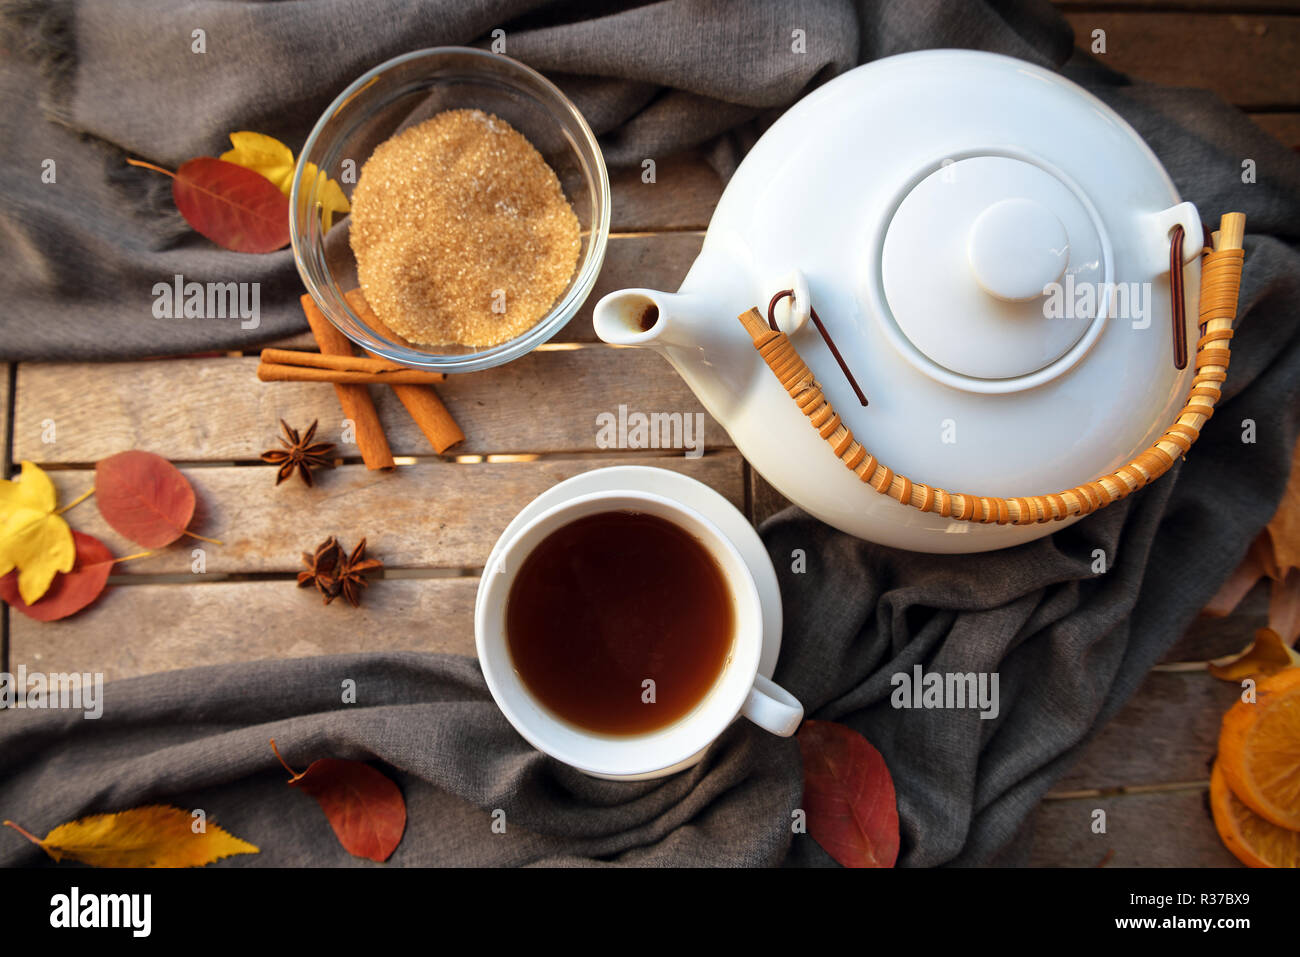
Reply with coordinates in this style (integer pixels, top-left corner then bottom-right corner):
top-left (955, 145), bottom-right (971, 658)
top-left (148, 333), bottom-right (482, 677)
top-left (798, 719), bottom-right (900, 868)
top-left (0, 531), bottom-right (113, 621)
top-left (95, 451), bottom-right (196, 548)
top-left (172, 157), bottom-right (290, 253)
top-left (270, 740), bottom-right (406, 862)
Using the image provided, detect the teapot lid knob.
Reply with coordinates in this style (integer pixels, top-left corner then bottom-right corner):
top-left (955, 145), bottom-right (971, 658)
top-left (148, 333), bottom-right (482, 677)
top-left (967, 198), bottom-right (1068, 302)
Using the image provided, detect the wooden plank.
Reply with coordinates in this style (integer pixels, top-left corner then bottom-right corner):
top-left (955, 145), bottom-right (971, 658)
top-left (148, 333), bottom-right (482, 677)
top-left (1, 363), bottom-right (10, 473)
top-left (748, 468), bottom-right (793, 527)
top-left (259, 232), bottom-right (705, 353)
top-left (13, 347), bottom-right (729, 462)
top-left (1030, 789), bottom-right (1241, 867)
top-left (43, 453), bottom-right (745, 575)
top-left (1249, 111), bottom-right (1300, 148)
top-left (9, 578), bottom-right (480, 682)
top-left (1061, 14), bottom-right (1300, 109)
top-left (1051, 671), bottom-right (1240, 792)
top-left (609, 150), bottom-right (721, 232)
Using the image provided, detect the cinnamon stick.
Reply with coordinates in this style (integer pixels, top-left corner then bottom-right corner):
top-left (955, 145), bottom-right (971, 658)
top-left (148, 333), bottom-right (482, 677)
top-left (259, 348), bottom-right (446, 379)
top-left (257, 363), bottom-right (449, 385)
top-left (344, 289), bottom-right (465, 454)
top-left (369, 361), bottom-right (464, 453)
top-left (298, 294), bottom-right (394, 470)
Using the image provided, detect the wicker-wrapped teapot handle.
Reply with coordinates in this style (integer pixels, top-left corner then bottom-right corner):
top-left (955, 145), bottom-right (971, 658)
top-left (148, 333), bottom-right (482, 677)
top-left (739, 212), bottom-right (1247, 525)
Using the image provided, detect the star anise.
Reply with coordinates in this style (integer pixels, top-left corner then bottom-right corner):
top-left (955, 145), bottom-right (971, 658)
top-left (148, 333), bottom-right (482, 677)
top-left (334, 537), bottom-right (383, 608)
top-left (261, 419), bottom-right (336, 487)
top-left (297, 536), bottom-right (341, 603)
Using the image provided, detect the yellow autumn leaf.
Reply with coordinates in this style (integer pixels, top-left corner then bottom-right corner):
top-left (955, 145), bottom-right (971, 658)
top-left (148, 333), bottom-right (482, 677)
top-left (0, 460), bottom-right (76, 604)
top-left (4, 805), bottom-right (259, 868)
top-left (309, 167), bottom-right (351, 233)
top-left (220, 131), bottom-right (350, 231)
top-left (1208, 627), bottom-right (1300, 682)
top-left (220, 131), bottom-right (295, 192)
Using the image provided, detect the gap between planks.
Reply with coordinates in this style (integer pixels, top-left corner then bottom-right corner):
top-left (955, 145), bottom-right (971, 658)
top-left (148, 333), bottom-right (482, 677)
top-left (1045, 780), bottom-right (1210, 800)
top-left (101, 567), bottom-right (483, 586)
top-left (23, 446), bottom-right (742, 471)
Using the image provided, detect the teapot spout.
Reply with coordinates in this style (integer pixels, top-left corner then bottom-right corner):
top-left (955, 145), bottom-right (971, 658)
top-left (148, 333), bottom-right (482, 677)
top-left (594, 278), bottom-right (761, 430)
top-left (593, 288), bottom-right (715, 350)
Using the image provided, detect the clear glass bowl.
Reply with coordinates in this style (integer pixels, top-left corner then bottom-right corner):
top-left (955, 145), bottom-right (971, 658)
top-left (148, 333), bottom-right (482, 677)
top-left (290, 47), bottom-right (610, 372)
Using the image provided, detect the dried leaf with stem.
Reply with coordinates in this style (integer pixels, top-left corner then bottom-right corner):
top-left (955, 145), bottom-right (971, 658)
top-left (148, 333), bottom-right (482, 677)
top-left (269, 739), bottom-right (405, 862)
top-left (125, 157), bottom-right (290, 253)
top-left (4, 806), bottom-right (258, 867)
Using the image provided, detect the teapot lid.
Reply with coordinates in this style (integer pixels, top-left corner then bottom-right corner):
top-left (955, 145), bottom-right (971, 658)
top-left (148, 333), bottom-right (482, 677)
top-left (881, 153), bottom-right (1106, 380)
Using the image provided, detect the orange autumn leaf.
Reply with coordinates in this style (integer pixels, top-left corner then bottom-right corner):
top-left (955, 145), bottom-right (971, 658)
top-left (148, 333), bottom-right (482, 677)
top-left (1208, 628), bottom-right (1300, 682)
top-left (4, 806), bottom-right (258, 867)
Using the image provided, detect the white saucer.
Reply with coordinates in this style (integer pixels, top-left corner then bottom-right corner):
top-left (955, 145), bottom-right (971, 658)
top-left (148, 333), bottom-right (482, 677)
top-left (481, 464), bottom-right (784, 780)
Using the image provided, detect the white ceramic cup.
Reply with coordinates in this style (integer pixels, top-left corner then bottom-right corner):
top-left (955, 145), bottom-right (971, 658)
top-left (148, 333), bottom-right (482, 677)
top-left (475, 489), bottom-right (804, 778)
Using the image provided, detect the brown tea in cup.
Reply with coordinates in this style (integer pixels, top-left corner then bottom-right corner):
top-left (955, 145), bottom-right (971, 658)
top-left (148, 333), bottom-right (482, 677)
top-left (504, 510), bottom-right (734, 735)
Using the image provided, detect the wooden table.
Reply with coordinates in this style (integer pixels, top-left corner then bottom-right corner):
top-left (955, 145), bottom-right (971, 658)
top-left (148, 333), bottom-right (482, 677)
top-left (3, 3), bottom-right (1295, 866)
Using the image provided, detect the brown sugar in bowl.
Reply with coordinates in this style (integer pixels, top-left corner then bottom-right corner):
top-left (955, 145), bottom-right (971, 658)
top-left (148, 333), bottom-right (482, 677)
top-left (350, 109), bottom-right (581, 349)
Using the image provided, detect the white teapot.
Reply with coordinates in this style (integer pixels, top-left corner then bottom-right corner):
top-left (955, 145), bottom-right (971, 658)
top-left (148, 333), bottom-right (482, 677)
top-left (594, 50), bottom-right (1245, 553)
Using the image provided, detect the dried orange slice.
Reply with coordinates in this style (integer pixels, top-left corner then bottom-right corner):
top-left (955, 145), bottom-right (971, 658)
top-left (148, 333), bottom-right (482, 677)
top-left (1210, 762), bottom-right (1300, 867)
top-left (1218, 667), bottom-right (1300, 830)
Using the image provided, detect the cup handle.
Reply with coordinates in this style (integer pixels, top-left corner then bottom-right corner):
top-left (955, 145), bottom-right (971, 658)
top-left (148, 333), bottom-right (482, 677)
top-left (742, 674), bottom-right (804, 737)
